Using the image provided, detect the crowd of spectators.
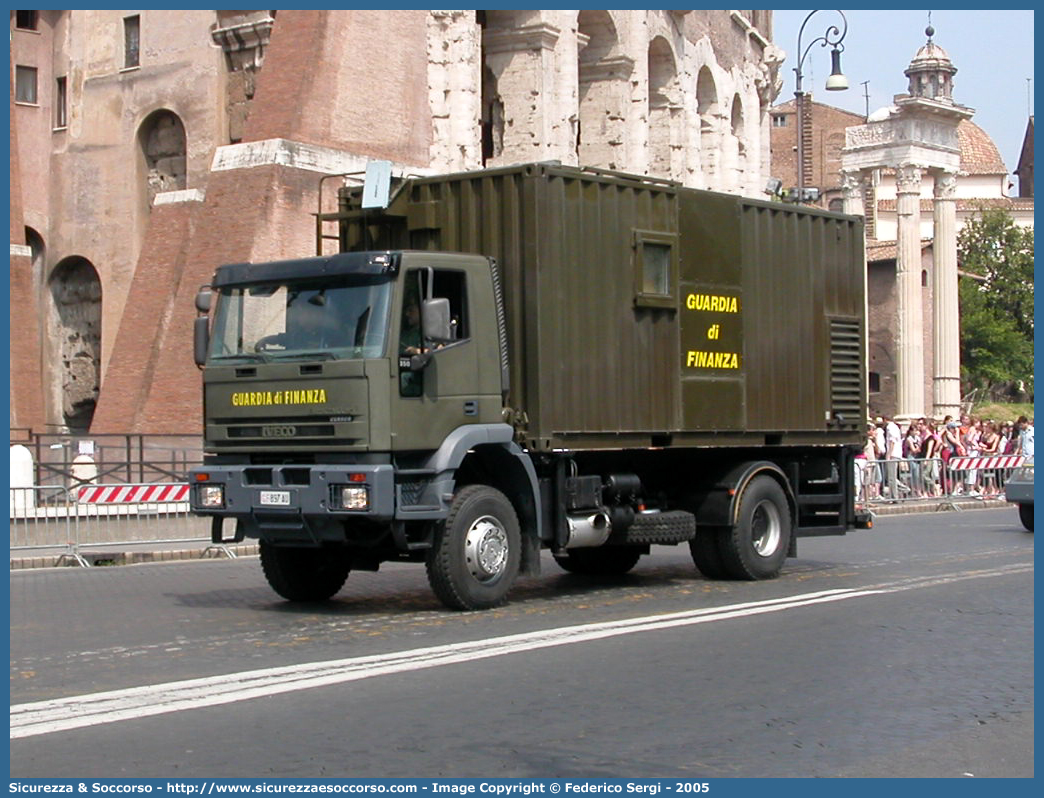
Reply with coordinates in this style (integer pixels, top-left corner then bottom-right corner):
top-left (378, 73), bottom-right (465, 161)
top-left (855, 413), bottom-right (1034, 502)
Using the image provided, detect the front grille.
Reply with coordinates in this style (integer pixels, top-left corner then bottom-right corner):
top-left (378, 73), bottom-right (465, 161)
top-left (216, 438), bottom-right (362, 448)
top-left (227, 424), bottom-right (336, 438)
top-left (212, 415), bottom-right (344, 425)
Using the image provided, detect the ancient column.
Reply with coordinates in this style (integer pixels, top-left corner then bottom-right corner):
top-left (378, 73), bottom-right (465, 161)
top-left (894, 163), bottom-right (925, 418)
top-left (840, 169), bottom-right (864, 216)
top-left (932, 170), bottom-right (961, 418)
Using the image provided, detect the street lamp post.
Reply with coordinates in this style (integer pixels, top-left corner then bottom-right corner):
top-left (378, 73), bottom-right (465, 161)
top-left (794, 10), bottom-right (849, 192)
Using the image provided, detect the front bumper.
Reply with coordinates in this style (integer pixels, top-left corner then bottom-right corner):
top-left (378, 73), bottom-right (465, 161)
top-left (189, 463), bottom-right (396, 524)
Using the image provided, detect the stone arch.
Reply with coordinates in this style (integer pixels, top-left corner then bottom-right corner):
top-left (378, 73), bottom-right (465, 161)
top-left (696, 66), bottom-right (720, 188)
top-left (578, 10), bottom-right (616, 64)
top-left (47, 256), bottom-right (102, 432)
top-left (138, 109), bottom-right (187, 207)
top-left (647, 36), bottom-right (680, 178)
top-left (577, 10), bottom-right (628, 169)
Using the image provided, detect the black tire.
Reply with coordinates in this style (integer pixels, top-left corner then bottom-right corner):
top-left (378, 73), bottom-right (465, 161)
top-left (689, 526), bottom-right (729, 579)
top-left (259, 542), bottom-right (351, 602)
top-left (553, 545), bottom-right (643, 575)
top-left (614, 510), bottom-right (696, 545)
top-left (1018, 503), bottom-right (1034, 532)
top-left (426, 485), bottom-right (521, 610)
top-left (717, 475), bottom-right (792, 580)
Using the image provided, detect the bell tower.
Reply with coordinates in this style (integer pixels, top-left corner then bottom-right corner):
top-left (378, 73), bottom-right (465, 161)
top-left (904, 25), bottom-right (957, 102)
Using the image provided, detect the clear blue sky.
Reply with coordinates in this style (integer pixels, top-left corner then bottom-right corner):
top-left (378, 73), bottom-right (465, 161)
top-left (771, 9), bottom-right (1035, 177)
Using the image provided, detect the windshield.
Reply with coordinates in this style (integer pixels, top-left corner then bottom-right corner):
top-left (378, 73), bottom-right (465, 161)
top-left (208, 276), bottom-right (393, 361)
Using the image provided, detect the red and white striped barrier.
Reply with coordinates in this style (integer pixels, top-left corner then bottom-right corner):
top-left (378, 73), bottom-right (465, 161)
top-left (947, 456), bottom-right (1024, 471)
top-left (77, 484), bottom-right (189, 504)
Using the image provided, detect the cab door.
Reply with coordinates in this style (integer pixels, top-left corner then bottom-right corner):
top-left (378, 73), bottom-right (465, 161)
top-left (390, 257), bottom-right (502, 451)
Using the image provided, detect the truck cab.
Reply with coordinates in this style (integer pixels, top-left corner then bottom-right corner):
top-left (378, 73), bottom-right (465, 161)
top-left (191, 250), bottom-right (539, 608)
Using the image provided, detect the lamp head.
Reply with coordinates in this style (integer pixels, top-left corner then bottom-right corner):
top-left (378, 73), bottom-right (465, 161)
top-left (826, 47), bottom-right (848, 91)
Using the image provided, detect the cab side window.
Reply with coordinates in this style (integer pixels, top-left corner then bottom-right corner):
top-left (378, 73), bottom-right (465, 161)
top-left (431, 269), bottom-right (469, 341)
top-left (399, 268), bottom-right (469, 397)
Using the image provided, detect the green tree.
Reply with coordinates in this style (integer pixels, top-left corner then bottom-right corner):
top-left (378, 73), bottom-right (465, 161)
top-left (957, 208), bottom-right (1034, 394)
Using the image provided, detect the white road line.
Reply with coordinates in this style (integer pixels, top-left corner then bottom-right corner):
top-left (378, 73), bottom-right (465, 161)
top-left (10, 565), bottom-right (1031, 740)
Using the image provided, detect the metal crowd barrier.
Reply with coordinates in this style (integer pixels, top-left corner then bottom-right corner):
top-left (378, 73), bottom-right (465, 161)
top-left (855, 455), bottom-right (1024, 512)
top-left (9, 483), bottom-right (233, 567)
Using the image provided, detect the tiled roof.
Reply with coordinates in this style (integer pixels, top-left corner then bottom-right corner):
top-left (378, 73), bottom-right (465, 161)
top-left (865, 238), bottom-right (932, 263)
top-left (957, 119), bottom-right (1007, 175)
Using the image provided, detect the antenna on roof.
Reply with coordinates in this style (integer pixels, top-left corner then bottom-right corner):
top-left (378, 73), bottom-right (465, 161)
top-left (1028, 78), bottom-right (1033, 119)
top-left (861, 80), bottom-right (870, 121)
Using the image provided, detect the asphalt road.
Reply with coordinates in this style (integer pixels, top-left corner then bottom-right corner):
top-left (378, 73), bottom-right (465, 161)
top-left (9, 507), bottom-right (1033, 779)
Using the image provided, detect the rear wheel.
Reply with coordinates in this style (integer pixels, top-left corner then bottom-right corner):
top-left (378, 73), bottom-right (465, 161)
top-left (717, 475), bottom-right (792, 580)
top-left (689, 526), bottom-right (729, 579)
top-left (426, 485), bottom-right (521, 610)
top-left (1018, 503), bottom-right (1034, 532)
top-left (554, 546), bottom-right (643, 575)
top-left (259, 542), bottom-right (351, 601)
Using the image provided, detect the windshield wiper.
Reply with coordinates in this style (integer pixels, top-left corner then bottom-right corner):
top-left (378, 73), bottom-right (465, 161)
top-left (211, 352), bottom-right (272, 363)
top-left (269, 350), bottom-right (338, 361)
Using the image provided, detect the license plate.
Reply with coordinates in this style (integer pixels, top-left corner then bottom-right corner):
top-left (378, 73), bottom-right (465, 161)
top-left (259, 490), bottom-right (291, 506)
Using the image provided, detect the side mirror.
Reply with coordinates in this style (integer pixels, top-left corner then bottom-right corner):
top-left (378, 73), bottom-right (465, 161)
top-left (422, 297), bottom-right (453, 344)
top-left (193, 316), bottom-right (210, 367)
top-left (195, 288), bottom-right (212, 314)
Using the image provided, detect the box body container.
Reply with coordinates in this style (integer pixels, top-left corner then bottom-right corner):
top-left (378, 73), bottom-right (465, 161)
top-left (338, 163), bottom-right (865, 450)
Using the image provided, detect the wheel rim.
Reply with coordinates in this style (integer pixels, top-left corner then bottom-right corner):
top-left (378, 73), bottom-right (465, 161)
top-left (465, 515), bottom-right (509, 583)
top-left (750, 500), bottom-right (782, 556)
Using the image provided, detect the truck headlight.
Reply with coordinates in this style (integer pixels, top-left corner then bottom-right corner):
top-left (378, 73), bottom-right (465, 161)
top-left (340, 486), bottom-right (370, 511)
top-left (199, 484), bottom-right (225, 508)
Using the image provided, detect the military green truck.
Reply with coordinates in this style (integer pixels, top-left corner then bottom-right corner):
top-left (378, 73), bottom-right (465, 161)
top-left (190, 162), bottom-right (871, 610)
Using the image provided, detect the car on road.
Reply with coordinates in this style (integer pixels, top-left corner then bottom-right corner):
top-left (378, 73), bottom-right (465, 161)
top-left (1005, 461), bottom-right (1034, 531)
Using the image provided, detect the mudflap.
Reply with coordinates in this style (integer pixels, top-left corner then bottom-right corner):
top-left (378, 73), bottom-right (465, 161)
top-left (520, 529), bottom-right (542, 576)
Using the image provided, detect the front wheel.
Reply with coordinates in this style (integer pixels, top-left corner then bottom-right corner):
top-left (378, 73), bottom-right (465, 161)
top-left (1018, 503), bottom-right (1034, 532)
top-left (259, 542), bottom-right (351, 601)
top-left (717, 475), bottom-right (792, 580)
top-left (426, 485), bottom-right (521, 610)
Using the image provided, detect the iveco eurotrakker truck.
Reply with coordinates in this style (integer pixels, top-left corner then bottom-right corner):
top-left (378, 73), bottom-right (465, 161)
top-left (189, 163), bottom-right (871, 610)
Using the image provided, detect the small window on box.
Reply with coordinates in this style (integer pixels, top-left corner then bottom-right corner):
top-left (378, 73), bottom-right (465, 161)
top-left (633, 229), bottom-right (678, 309)
top-left (15, 66), bottom-right (38, 104)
